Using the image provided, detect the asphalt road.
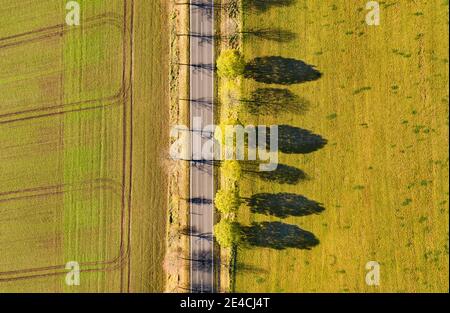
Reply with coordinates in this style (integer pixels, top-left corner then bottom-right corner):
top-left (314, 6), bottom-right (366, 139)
top-left (189, 0), bottom-right (215, 293)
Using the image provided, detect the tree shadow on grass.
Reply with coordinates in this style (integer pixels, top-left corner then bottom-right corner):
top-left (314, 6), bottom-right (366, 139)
top-left (273, 125), bottom-right (328, 154)
top-left (248, 193), bottom-right (325, 218)
top-left (245, 56), bottom-right (322, 85)
top-left (242, 162), bottom-right (308, 185)
top-left (241, 88), bottom-right (309, 114)
top-left (243, 0), bottom-right (297, 13)
top-left (241, 28), bottom-right (297, 43)
top-left (234, 262), bottom-right (268, 274)
top-left (242, 221), bottom-right (319, 250)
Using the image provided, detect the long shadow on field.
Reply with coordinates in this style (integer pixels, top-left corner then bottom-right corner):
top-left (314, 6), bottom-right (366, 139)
top-left (245, 56), bottom-right (322, 85)
top-left (242, 162), bottom-right (307, 185)
top-left (241, 28), bottom-right (297, 43)
top-left (273, 125), bottom-right (328, 154)
top-left (243, 0), bottom-right (297, 13)
top-left (241, 88), bottom-right (309, 114)
top-left (243, 221), bottom-right (319, 250)
top-left (235, 262), bottom-right (268, 274)
top-left (248, 193), bottom-right (325, 218)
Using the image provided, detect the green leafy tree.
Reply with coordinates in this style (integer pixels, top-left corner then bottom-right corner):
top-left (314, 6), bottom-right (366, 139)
top-left (222, 160), bottom-right (242, 181)
top-left (217, 49), bottom-right (245, 78)
top-left (214, 188), bottom-right (241, 214)
top-left (214, 219), bottom-right (242, 248)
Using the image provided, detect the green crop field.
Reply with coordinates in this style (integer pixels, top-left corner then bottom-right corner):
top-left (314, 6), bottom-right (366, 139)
top-left (0, 0), bottom-right (169, 292)
top-left (234, 0), bottom-right (449, 292)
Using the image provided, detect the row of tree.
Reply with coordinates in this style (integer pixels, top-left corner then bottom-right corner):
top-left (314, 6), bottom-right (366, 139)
top-left (213, 44), bottom-right (326, 249)
top-left (214, 48), bottom-right (246, 248)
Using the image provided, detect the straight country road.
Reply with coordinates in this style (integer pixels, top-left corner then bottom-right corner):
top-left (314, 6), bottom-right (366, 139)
top-left (189, 0), bottom-right (215, 293)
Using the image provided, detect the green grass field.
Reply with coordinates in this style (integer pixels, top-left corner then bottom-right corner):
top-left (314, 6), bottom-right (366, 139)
top-left (0, 0), bottom-right (169, 292)
top-left (235, 0), bottom-right (449, 292)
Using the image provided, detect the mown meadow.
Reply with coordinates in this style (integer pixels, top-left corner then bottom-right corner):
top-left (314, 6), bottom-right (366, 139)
top-left (232, 0), bottom-right (449, 292)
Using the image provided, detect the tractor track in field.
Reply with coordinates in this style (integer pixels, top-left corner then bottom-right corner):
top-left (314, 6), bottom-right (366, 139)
top-left (0, 2), bottom-right (134, 292)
